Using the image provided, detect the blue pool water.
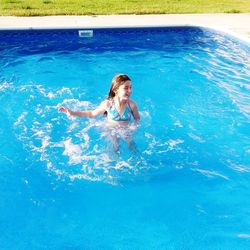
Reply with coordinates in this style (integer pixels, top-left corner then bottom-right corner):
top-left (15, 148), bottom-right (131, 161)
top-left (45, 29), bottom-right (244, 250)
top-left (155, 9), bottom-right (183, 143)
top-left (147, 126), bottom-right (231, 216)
top-left (0, 27), bottom-right (250, 249)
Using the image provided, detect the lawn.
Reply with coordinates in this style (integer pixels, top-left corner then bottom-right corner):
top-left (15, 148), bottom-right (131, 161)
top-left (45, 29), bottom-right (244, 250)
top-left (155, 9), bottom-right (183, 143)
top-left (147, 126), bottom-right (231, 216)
top-left (0, 0), bottom-right (249, 16)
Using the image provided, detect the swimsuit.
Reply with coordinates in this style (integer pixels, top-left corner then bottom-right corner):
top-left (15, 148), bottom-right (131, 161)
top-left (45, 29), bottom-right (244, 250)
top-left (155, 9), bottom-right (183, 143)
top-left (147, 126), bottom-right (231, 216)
top-left (107, 99), bottom-right (133, 122)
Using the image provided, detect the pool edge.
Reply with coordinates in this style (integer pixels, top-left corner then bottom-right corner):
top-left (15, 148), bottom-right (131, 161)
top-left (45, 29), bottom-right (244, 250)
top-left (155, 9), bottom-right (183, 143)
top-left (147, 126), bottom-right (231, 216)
top-left (0, 14), bottom-right (250, 45)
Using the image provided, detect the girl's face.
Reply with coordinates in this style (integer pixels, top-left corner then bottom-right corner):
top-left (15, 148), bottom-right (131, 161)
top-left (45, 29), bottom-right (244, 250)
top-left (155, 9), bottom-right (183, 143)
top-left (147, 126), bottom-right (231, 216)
top-left (116, 80), bottom-right (132, 101)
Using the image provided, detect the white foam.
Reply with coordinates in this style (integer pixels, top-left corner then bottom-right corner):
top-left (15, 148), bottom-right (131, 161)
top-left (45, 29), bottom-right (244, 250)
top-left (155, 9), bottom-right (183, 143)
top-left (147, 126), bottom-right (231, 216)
top-left (62, 138), bottom-right (83, 165)
top-left (237, 234), bottom-right (250, 239)
top-left (228, 162), bottom-right (250, 173)
top-left (0, 81), bottom-right (14, 92)
top-left (114, 161), bottom-right (133, 170)
top-left (61, 98), bottom-right (91, 108)
top-left (81, 133), bottom-right (90, 148)
top-left (32, 130), bottom-right (44, 137)
top-left (35, 106), bottom-right (43, 115)
top-left (191, 168), bottom-right (229, 180)
top-left (140, 110), bottom-right (150, 118)
top-left (36, 85), bottom-right (47, 97)
top-left (68, 122), bottom-right (79, 132)
top-left (47, 92), bottom-right (55, 99)
top-left (56, 87), bottom-right (73, 96)
top-left (188, 133), bottom-right (205, 143)
top-left (69, 173), bottom-right (105, 183)
top-left (167, 139), bottom-right (184, 150)
top-left (41, 136), bottom-right (50, 149)
top-left (14, 112), bottom-right (28, 126)
top-left (44, 122), bottom-right (52, 129)
top-left (173, 120), bottom-right (183, 128)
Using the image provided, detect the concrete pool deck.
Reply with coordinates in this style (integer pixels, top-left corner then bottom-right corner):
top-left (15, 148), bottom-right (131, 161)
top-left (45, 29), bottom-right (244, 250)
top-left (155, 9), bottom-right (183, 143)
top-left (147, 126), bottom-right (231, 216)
top-left (0, 14), bottom-right (250, 43)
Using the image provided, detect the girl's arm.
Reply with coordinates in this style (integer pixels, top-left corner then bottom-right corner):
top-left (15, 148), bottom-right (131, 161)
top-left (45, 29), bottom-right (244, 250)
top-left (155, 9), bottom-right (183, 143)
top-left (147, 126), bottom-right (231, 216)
top-left (130, 100), bottom-right (140, 124)
top-left (59, 100), bottom-right (107, 118)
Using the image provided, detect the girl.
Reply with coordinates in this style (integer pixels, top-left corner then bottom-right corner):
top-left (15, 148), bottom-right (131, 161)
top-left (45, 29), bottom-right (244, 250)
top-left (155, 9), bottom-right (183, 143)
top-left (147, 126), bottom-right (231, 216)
top-left (59, 74), bottom-right (140, 151)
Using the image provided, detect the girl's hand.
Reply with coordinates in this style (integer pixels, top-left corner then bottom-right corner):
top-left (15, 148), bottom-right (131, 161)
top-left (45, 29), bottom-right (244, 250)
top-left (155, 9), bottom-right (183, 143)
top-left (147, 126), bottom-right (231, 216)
top-left (59, 107), bottom-right (72, 115)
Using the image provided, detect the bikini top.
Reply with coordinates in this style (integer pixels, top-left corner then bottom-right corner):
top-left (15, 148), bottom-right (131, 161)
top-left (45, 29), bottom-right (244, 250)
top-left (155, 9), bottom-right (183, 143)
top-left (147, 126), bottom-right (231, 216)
top-left (107, 99), bottom-right (133, 122)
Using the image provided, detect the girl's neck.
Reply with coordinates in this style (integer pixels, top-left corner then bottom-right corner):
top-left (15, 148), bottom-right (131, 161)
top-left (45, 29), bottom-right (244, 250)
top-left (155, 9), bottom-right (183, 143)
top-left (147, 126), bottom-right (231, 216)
top-left (114, 96), bottom-right (128, 106)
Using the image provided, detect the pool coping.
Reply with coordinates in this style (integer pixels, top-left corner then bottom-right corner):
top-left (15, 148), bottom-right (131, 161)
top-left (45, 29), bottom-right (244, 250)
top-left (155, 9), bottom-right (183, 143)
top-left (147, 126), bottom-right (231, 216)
top-left (0, 14), bottom-right (250, 44)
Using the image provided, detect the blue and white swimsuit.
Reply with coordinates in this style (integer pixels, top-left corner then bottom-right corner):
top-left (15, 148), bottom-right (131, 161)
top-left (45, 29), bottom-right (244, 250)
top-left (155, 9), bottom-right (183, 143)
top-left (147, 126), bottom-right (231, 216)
top-left (107, 100), bottom-right (133, 122)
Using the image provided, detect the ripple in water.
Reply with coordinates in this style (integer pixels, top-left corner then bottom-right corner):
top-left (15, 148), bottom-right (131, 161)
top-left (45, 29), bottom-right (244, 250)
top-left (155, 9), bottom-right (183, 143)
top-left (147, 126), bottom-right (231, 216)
top-left (9, 83), bottom-right (174, 185)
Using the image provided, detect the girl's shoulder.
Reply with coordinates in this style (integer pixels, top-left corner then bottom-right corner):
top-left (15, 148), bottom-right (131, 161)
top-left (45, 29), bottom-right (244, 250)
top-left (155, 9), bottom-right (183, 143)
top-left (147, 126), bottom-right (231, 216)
top-left (128, 99), bottom-right (137, 109)
top-left (100, 99), bottom-right (112, 109)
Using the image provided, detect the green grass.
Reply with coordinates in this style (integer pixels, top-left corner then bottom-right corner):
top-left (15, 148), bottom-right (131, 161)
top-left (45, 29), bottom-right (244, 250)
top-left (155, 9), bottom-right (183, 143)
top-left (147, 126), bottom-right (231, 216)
top-left (0, 0), bottom-right (249, 16)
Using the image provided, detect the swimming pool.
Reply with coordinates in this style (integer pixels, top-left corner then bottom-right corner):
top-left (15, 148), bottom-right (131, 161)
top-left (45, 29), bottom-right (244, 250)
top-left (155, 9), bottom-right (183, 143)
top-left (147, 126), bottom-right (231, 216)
top-left (0, 26), bottom-right (250, 249)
